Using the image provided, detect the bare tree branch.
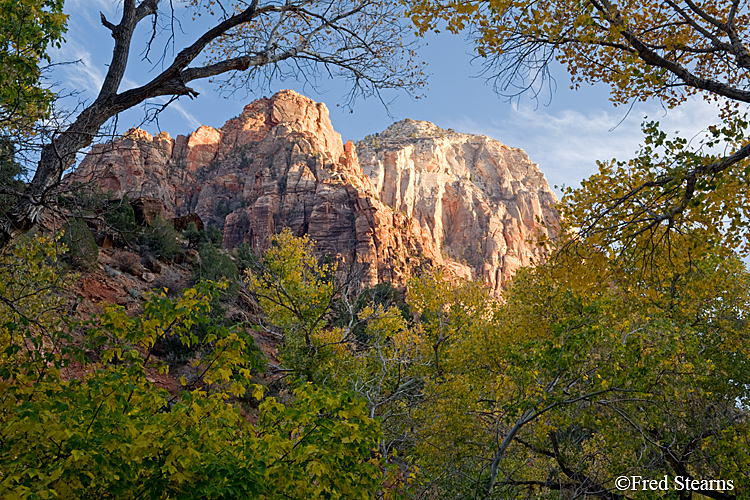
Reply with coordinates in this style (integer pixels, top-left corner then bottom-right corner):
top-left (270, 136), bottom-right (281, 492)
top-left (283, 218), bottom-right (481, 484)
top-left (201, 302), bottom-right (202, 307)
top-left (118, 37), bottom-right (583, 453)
top-left (0, 0), bottom-right (424, 249)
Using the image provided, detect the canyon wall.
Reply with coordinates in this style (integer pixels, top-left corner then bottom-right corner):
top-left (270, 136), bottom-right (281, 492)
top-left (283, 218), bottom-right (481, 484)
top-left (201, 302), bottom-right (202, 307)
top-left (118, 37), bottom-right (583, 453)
top-left (357, 119), bottom-right (560, 290)
top-left (70, 90), bottom-right (559, 292)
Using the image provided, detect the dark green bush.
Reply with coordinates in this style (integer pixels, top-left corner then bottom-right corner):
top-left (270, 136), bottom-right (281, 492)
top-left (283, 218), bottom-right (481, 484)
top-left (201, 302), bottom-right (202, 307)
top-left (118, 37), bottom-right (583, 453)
top-left (233, 242), bottom-right (256, 272)
top-left (61, 218), bottom-right (99, 269)
top-left (206, 225), bottom-right (223, 247)
top-left (104, 196), bottom-right (140, 245)
top-left (139, 215), bottom-right (181, 261)
top-left (183, 222), bottom-right (202, 250)
top-left (183, 223), bottom-right (223, 250)
top-left (194, 243), bottom-right (239, 297)
top-left (161, 302), bottom-right (262, 370)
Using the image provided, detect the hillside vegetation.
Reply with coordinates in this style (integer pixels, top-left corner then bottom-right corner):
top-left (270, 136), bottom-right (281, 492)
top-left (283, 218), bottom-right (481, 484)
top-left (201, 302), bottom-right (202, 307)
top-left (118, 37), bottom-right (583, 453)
top-left (1, 215), bottom-right (747, 498)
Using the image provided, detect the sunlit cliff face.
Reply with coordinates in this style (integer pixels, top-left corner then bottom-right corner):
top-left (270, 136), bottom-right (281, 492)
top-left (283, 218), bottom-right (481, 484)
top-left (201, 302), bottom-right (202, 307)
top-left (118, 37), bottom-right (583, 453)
top-left (71, 90), bottom-right (559, 294)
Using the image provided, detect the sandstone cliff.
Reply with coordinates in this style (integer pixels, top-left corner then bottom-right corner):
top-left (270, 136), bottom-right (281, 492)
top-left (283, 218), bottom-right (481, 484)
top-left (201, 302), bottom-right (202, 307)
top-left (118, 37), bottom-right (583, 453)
top-left (357, 119), bottom-right (560, 291)
top-left (70, 90), bottom-right (559, 292)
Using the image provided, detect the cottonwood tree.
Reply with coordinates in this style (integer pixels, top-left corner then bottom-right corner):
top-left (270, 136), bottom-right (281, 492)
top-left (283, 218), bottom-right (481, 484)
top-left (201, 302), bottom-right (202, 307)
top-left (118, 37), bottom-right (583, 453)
top-left (0, 0), bottom-right (66, 226)
top-left (222, 224), bottom-right (750, 500)
top-left (0, 0), bottom-right (425, 249)
top-left (409, 0), bottom-right (750, 259)
top-left (0, 237), bottom-right (387, 499)
top-left (400, 238), bottom-right (750, 500)
top-left (404, 3), bottom-right (750, 497)
top-left (244, 231), bottom-right (434, 474)
top-left (0, 0), bottom-right (66, 132)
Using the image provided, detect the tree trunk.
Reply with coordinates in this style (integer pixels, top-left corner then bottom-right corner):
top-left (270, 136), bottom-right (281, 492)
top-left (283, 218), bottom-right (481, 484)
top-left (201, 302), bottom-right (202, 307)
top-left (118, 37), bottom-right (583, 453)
top-left (0, 102), bottom-right (115, 250)
top-left (0, 0), bottom-right (423, 250)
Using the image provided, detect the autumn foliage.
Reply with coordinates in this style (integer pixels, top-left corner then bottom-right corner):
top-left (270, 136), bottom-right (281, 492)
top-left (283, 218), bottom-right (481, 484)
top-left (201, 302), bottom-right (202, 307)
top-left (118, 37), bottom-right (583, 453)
top-left (2, 0), bottom-right (750, 498)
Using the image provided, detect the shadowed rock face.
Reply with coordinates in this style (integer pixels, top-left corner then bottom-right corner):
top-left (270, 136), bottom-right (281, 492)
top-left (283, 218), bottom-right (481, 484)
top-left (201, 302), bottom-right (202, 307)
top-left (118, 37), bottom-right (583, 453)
top-left (70, 90), bottom-right (559, 292)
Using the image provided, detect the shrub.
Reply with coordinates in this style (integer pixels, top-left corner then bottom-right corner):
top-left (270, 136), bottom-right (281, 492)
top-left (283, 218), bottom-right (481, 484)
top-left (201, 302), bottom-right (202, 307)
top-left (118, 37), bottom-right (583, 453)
top-left (194, 243), bottom-right (239, 297)
top-left (104, 196), bottom-right (139, 245)
top-left (139, 215), bottom-right (181, 261)
top-left (233, 242), bottom-right (255, 272)
top-left (183, 223), bottom-right (223, 250)
top-left (60, 218), bottom-right (98, 269)
top-left (206, 225), bottom-right (223, 247)
top-left (183, 222), bottom-right (202, 250)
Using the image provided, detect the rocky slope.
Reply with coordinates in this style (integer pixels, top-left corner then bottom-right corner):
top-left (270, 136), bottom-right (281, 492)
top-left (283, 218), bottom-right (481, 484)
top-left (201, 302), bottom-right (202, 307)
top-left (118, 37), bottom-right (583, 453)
top-left (70, 90), bottom-right (559, 292)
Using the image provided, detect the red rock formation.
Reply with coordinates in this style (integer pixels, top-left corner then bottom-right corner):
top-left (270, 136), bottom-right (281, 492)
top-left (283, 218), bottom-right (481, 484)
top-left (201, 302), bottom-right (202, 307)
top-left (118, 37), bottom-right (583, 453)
top-left (131, 197), bottom-right (166, 226)
top-left (357, 119), bottom-right (560, 292)
top-left (71, 90), bottom-right (559, 291)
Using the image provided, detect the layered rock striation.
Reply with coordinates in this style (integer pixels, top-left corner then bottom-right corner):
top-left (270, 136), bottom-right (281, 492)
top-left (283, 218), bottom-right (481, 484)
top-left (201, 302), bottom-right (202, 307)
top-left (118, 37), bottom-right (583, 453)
top-left (70, 90), bottom-right (559, 292)
top-left (357, 119), bottom-right (560, 291)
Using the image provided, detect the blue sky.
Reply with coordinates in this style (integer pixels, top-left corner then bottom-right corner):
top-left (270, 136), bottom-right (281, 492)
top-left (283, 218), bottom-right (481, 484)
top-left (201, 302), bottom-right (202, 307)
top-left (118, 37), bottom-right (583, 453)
top-left (52, 1), bottom-right (723, 197)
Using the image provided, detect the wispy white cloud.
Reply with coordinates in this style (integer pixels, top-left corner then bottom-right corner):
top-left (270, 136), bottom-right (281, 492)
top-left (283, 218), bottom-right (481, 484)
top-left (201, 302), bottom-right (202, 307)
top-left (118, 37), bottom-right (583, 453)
top-left (52, 41), bottom-right (106, 98)
top-left (444, 98), bottom-right (722, 196)
top-left (168, 100), bottom-right (203, 130)
top-left (65, 0), bottom-right (118, 27)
